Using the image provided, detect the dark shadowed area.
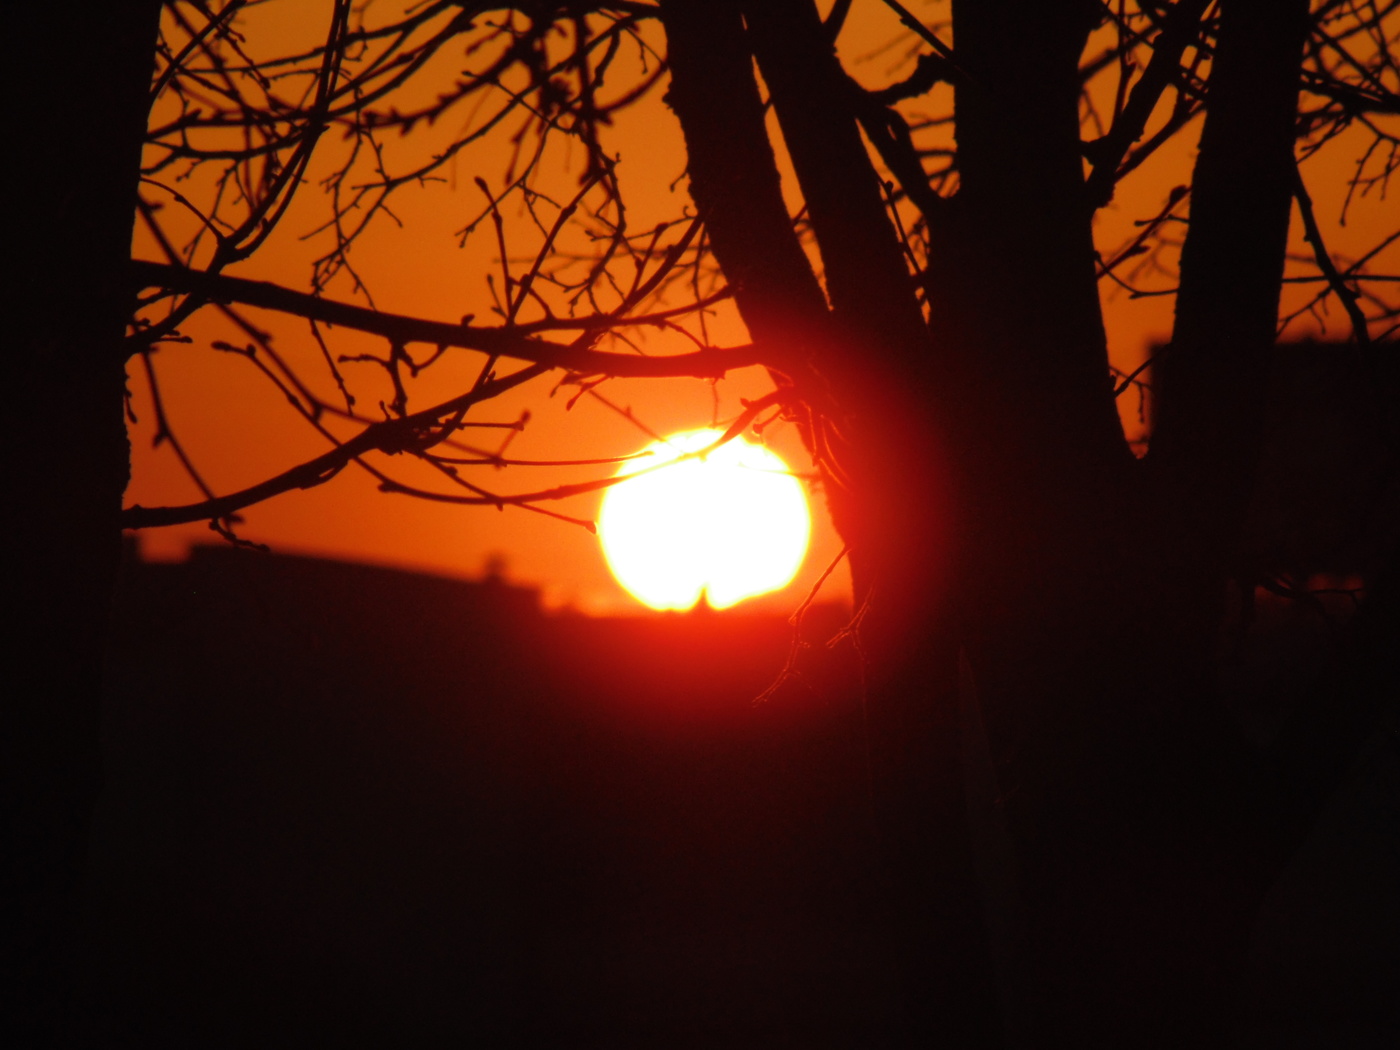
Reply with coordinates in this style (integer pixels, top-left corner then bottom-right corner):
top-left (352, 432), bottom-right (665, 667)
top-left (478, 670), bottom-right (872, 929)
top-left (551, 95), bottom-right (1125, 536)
top-left (12, 4), bottom-right (1400, 1047)
top-left (50, 341), bottom-right (1400, 1045)
top-left (67, 544), bottom-right (906, 1047)
top-left (62, 519), bottom-right (1400, 1047)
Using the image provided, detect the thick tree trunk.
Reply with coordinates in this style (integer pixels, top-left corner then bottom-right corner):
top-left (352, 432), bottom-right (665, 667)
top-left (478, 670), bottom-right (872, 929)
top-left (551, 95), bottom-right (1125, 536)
top-left (739, 5), bottom-right (1004, 1044)
top-left (935, 3), bottom-right (1142, 878)
top-left (898, 0), bottom-right (1313, 1045)
top-left (664, 0), bottom-right (1319, 1043)
top-left (1153, 0), bottom-right (1313, 647)
top-left (933, 1), bottom-right (1309, 1045)
top-left (2, 4), bottom-right (160, 1044)
top-left (932, 5), bottom-right (1158, 1043)
top-left (662, 2), bottom-right (1000, 1043)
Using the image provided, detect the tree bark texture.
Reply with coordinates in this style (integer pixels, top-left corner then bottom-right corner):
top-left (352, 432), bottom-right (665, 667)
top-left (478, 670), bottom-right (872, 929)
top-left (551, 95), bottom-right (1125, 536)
top-left (2, 3), bottom-right (161, 1044)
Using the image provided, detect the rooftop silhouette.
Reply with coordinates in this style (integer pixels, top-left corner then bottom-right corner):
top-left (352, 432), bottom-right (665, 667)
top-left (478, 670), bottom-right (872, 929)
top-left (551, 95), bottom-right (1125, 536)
top-left (72, 541), bottom-right (880, 1046)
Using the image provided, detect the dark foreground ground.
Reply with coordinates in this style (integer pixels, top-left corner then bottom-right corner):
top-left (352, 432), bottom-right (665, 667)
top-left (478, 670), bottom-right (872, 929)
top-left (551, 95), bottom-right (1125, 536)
top-left (62, 543), bottom-right (1398, 1047)
top-left (67, 545), bottom-right (894, 1047)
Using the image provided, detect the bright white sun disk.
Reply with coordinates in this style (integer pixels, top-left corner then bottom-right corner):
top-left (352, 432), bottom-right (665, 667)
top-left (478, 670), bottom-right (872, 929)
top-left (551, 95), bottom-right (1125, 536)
top-left (598, 429), bottom-right (811, 610)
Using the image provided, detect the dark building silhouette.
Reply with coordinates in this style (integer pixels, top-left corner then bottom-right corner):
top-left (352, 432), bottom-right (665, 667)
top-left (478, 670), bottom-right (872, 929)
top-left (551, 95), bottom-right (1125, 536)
top-left (1154, 338), bottom-right (1400, 580)
top-left (70, 543), bottom-right (890, 1047)
top-left (1249, 340), bottom-right (1399, 580)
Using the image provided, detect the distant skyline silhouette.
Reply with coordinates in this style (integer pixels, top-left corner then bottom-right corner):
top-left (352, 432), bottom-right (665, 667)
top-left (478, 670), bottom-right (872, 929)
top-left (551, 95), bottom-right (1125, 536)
top-left (74, 540), bottom-right (876, 1045)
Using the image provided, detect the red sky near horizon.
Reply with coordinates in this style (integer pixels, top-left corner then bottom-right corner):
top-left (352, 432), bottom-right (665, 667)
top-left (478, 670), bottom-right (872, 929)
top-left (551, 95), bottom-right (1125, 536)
top-left (126, 1), bottom-right (1398, 614)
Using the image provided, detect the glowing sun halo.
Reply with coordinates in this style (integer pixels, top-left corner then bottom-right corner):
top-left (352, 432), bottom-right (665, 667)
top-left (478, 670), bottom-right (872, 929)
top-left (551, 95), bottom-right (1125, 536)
top-left (598, 429), bottom-right (811, 611)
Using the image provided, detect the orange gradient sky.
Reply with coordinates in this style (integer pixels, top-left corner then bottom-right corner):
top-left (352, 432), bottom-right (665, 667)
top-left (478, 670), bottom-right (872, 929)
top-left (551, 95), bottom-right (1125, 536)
top-left (127, 1), bottom-right (1397, 613)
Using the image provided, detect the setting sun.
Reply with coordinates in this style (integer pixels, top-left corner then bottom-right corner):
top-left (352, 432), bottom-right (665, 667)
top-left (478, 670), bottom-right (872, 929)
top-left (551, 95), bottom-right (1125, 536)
top-left (598, 430), bottom-right (811, 611)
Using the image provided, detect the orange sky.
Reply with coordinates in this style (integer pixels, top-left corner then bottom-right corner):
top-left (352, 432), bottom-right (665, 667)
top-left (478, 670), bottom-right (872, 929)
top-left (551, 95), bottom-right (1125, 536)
top-left (127, 1), bottom-right (1397, 613)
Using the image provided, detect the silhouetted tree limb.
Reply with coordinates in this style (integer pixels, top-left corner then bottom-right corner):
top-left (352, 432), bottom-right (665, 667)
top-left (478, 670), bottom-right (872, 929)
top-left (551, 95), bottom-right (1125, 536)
top-left (130, 261), bottom-right (760, 379)
top-left (1083, 0), bottom-right (1211, 207)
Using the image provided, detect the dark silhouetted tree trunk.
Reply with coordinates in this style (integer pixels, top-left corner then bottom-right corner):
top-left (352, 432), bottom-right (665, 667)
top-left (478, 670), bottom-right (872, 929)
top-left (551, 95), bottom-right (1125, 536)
top-left (664, 1), bottom-right (1001, 1042)
top-left (3, 3), bottom-right (161, 1044)
top-left (666, 0), bottom-right (1322, 1046)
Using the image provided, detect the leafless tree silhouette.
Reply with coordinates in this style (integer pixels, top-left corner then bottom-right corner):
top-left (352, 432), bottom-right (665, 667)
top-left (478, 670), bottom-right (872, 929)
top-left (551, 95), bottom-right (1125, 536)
top-left (7, 1), bottom-right (1400, 1045)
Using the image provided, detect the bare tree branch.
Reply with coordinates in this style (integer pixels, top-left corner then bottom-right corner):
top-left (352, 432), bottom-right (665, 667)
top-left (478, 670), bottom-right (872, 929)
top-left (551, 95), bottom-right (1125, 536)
top-left (129, 260), bottom-right (761, 379)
